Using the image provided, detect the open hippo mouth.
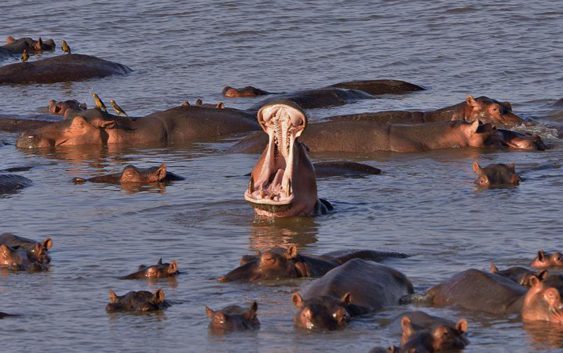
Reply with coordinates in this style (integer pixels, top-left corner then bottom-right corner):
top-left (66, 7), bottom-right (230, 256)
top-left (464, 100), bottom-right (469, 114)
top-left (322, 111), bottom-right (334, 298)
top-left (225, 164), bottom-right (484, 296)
top-left (244, 102), bottom-right (307, 212)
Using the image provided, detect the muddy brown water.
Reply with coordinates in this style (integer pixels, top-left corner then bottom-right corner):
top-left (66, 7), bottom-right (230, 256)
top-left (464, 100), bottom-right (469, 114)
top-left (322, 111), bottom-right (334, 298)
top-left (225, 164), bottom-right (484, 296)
top-left (1, 1), bottom-right (562, 352)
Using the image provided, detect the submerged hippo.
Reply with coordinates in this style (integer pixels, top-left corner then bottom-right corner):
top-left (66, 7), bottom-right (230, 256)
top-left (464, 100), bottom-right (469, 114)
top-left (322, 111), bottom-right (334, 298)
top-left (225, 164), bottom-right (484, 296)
top-left (223, 86), bottom-right (272, 98)
top-left (423, 269), bottom-right (563, 324)
top-left (106, 289), bottom-right (170, 313)
top-left (0, 54), bottom-right (131, 84)
top-left (205, 301), bottom-right (260, 332)
top-left (490, 262), bottom-right (537, 287)
top-left (472, 162), bottom-right (521, 187)
top-left (531, 250), bottom-right (563, 269)
top-left (0, 233), bottom-right (52, 264)
top-left (48, 99), bottom-right (87, 116)
top-left (312, 161), bottom-right (381, 177)
top-left (72, 163), bottom-right (184, 185)
top-left (0, 244), bottom-right (48, 272)
top-left (219, 246), bottom-right (408, 282)
top-left (16, 103), bottom-right (259, 149)
top-left (0, 174), bottom-right (32, 195)
top-left (120, 258), bottom-right (179, 279)
top-left (244, 101), bottom-right (331, 217)
top-left (292, 259), bottom-right (413, 330)
top-left (1, 36), bottom-right (55, 55)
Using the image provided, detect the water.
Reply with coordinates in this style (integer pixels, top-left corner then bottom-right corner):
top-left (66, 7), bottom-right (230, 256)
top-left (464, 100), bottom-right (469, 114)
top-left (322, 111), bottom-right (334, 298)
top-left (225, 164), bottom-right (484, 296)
top-left (1, 1), bottom-right (562, 352)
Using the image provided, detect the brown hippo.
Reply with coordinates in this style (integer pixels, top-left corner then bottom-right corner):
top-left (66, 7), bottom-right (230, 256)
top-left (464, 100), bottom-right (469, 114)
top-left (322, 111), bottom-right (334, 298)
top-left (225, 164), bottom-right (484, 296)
top-left (120, 258), bottom-right (179, 279)
top-left (489, 128), bottom-right (547, 151)
top-left (72, 163), bottom-right (184, 185)
top-left (218, 246), bottom-right (408, 282)
top-left (393, 312), bottom-right (469, 349)
top-left (489, 262), bottom-right (537, 287)
top-left (472, 162), bottom-right (521, 187)
top-left (16, 103), bottom-right (259, 149)
top-left (1, 36), bottom-right (56, 55)
top-left (292, 259), bottom-right (413, 330)
top-left (0, 233), bottom-right (52, 264)
top-left (424, 269), bottom-right (563, 324)
top-left (0, 244), bottom-right (48, 272)
top-left (329, 95), bottom-right (522, 128)
top-left (205, 301), bottom-right (260, 333)
top-left (0, 54), bottom-right (131, 84)
top-left (223, 86), bottom-right (272, 98)
top-left (244, 101), bottom-right (331, 217)
top-left (106, 289), bottom-right (170, 313)
top-left (48, 99), bottom-right (87, 116)
top-left (531, 250), bottom-right (563, 269)
top-left (0, 174), bottom-right (32, 194)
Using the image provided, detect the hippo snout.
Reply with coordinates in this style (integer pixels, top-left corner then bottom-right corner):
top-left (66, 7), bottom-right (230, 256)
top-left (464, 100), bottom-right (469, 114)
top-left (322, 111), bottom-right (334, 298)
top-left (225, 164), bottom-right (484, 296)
top-left (16, 133), bottom-right (52, 149)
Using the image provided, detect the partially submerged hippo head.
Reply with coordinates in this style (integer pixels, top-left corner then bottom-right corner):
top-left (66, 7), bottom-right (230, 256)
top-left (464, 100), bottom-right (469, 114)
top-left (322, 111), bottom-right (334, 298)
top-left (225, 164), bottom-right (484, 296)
top-left (465, 96), bottom-right (523, 127)
top-left (222, 85), bottom-right (271, 98)
top-left (121, 258), bottom-right (179, 279)
top-left (244, 101), bottom-right (323, 217)
top-left (292, 292), bottom-right (351, 331)
top-left (205, 301), bottom-right (260, 332)
top-left (0, 234), bottom-right (53, 265)
top-left (490, 262), bottom-right (538, 287)
top-left (48, 99), bottom-right (87, 116)
top-left (16, 116), bottom-right (112, 149)
top-left (487, 128), bottom-right (547, 151)
top-left (25, 238), bottom-right (53, 265)
top-left (531, 250), bottom-right (563, 269)
top-left (106, 288), bottom-right (169, 313)
top-left (522, 276), bottom-right (563, 324)
top-left (400, 315), bottom-right (469, 351)
top-left (0, 244), bottom-right (47, 272)
top-left (472, 162), bottom-right (521, 187)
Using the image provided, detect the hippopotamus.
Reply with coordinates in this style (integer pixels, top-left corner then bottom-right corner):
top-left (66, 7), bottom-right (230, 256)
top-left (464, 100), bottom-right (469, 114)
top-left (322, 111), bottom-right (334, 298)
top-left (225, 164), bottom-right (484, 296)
top-left (329, 95), bottom-right (523, 128)
top-left (120, 258), bottom-right (179, 279)
top-left (392, 311), bottom-right (469, 348)
top-left (0, 233), bottom-right (52, 264)
top-left (472, 162), bottom-right (521, 187)
top-left (16, 103), bottom-right (259, 149)
top-left (0, 244), bottom-right (48, 272)
top-left (423, 269), bottom-right (563, 324)
top-left (531, 250), bottom-right (563, 269)
top-left (106, 289), bottom-right (170, 313)
top-left (489, 262), bottom-right (538, 287)
top-left (218, 246), bottom-right (408, 282)
top-left (312, 161), bottom-right (381, 177)
top-left (222, 80), bottom-right (424, 106)
top-left (0, 54), bottom-right (132, 84)
top-left (1, 36), bottom-right (56, 55)
top-left (490, 128), bottom-right (547, 151)
top-left (48, 99), bottom-right (87, 116)
top-left (292, 259), bottom-right (413, 330)
top-left (72, 163), bottom-right (184, 185)
top-left (205, 301), bottom-right (260, 332)
top-left (244, 101), bottom-right (331, 217)
top-left (0, 174), bottom-right (32, 195)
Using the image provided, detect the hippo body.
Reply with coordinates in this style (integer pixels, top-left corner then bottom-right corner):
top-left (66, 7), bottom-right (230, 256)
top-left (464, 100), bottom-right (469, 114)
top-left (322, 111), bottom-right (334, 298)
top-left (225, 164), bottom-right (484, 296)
top-left (0, 233), bottom-right (52, 264)
top-left (120, 259), bottom-right (179, 279)
top-left (73, 164), bottom-right (183, 185)
top-left (0, 54), bottom-right (132, 84)
top-left (0, 174), bottom-right (32, 194)
top-left (106, 289), bottom-right (170, 313)
top-left (312, 161), bottom-right (382, 177)
top-left (205, 302), bottom-right (260, 332)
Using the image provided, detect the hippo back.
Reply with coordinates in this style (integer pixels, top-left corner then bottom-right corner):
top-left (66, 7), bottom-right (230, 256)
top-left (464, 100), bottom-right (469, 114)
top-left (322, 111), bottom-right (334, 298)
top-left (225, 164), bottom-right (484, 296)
top-left (301, 259), bottom-right (413, 312)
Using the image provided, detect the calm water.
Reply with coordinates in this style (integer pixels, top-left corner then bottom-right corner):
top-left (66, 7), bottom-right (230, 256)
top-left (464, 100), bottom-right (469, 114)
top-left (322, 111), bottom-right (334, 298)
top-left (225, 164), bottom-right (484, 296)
top-left (1, 1), bottom-right (562, 352)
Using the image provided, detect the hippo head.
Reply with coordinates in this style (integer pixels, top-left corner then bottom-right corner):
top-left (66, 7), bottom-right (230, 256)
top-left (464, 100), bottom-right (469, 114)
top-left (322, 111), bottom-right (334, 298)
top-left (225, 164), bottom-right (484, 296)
top-left (292, 292), bottom-right (351, 331)
top-left (465, 96), bottom-right (523, 127)
top-left (400, 316), bottom-right (469, 351)
top-left (531, 250), bottom-right (563, 269)
top-left (141, 259), bottom-right (179, 278)
top-left (106, 289), bottom-right (167, 313)
top-left (0, 244), bottom-right (45, 272)
top-left (16, 116), bottom-right (112, 149)
top-left (522, 276), bottom-right (563, 324)
top-left (28, 238), bottom-right (53, 264)
top-left (245, 101), bottom-right (319, 217)
top-left (48, 99), bottom-right (87, 116)
top-left (120, 164), bottom-right (167, 183)
top-left (472, 162), bottom-right (521, 187)
top-left (489, 262), bottom-right (539, 287)
top-left (222, 86), bottom-right (269, 98)
top-left (205, 301), bottom-right (260, 332)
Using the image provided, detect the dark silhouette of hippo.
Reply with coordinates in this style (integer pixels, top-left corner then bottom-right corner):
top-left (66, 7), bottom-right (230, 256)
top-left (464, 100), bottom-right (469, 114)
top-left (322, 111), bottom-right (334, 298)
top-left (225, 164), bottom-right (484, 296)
top-left (205, 301), bottom-right (260, 333)
top-left (0, 36), bottom-right (55, 57)
top-left (106, 289), bottom-right (170, 313)
top-left (423, 269), bottom-right (563, 324)
top-left (0, 244), bottom-right (48, 272)
top-left (312, 161), bottom-right (381, 177)
top-left (120, 258), bottom-right (179, 279)
top-left (0, 54), bottom-right (132, 84)
top-left (0, 174), bottom-right (32, 195)
top-left (292, 259), bottom-right (413, 330)
top-left (219, 246), bottom-right (408, 282)
top-left (0, 311), bottom-right (16, 319)
top-left (0, 233), bottom-right (52, 265)
top-left (531, 250), bottom-right (563, 269)
top-left (72, 163), bottom-right (183, 185)
top-left (489, 262), bottom-right (538, 287)
top-left (472, 162), bottom-right (521, 187)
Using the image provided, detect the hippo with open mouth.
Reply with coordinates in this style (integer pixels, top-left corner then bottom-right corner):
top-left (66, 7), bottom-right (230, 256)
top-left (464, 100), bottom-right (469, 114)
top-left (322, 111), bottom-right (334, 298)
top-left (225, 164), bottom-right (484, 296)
top-left (244, 101), bottom-right (331, 217)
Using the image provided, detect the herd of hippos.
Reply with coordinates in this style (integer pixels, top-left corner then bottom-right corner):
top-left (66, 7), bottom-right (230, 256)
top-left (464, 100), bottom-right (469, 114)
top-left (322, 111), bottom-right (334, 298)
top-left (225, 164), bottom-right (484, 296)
top-left (0, 36), bottom-right (561, 352)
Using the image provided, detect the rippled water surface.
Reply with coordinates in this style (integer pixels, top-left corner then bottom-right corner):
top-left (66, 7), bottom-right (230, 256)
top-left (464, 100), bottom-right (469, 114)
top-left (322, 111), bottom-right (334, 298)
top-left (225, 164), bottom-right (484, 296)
top-left (1, 1), bottom-right (562, 352)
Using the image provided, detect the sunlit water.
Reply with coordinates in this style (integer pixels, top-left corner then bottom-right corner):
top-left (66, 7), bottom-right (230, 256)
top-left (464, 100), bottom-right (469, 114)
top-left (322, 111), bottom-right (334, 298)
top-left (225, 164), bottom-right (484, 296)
top-left (1, 1), bottom-right (562, 352)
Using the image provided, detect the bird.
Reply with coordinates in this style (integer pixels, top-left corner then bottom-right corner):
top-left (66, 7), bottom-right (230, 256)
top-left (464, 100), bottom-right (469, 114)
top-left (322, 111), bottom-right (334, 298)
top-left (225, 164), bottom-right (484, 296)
top-left (92, 93), bottom-right (107, 112)
top-left (110, 99), bottom-right (128, 117)
top-left (21, 49), bottom-right (29, 62)
top-left (61, 40), bottom-right (71, 54)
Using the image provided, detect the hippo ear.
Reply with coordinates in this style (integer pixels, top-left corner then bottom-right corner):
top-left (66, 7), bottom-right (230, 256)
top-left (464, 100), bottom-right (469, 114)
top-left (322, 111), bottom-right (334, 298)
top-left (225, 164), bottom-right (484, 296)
top-left (528, 275), bottom-right (542, 288)
top-left (287, 246), bottom-right (298, 259)
top-left (205, 305), bottom-right (215, 318)
top-left (99, 120), bottom-right (117, 129)
top-left (6, 35), bottom-right (15, 44)
top-left (341, 292), bottom-right (352, 305)
top-left (472, 161), bottom-right (483, 175)
top-left (489, 262), bottom-right (499, 273)
top-left (292, 292), bottom-right (304, 308)
top-left (456, 319), bottom-right (468, 334)
top-left (244, 301), bottom-right (258, 320)
top-left (249, 301), bottom-right (258, 313)
top-left (108, 289), bottom-right (118, 303)
top-left (156, 163), bottom-right (167, 181)
top-left (43, 238), bottom-right (53, 250)
top-left (154, 288), bottom-right (166, 303)
top-left (195, 99), bottom-right (203, 106)
top-left (537, 250), bottom-right (545, 261)
top-left (216, 102), bottom-right (224, 109)
top-left (537, 270), bottom-right (548, 281)
top-left (400, 316), bottom-right (414, 339)
top-left (466, 95), bottom-right (478, 108)
top-left (158, 258), bottom-right (163, 265)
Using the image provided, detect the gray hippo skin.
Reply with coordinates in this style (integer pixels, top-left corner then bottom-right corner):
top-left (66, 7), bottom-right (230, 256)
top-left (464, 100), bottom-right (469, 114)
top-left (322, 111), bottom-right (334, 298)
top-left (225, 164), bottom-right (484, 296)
top-left (0, 174), bottom-right (32, 195)
top-left (205, 301), bottom-right (260, 333)
top-left (106, 289), bottom-right (170, 313)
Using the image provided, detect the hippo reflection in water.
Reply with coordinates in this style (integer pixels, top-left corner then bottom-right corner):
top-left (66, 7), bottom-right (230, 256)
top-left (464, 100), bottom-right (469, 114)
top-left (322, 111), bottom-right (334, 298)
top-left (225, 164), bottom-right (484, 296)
top-left (106, 289), bottom-right (170, 313)
top-left (205, 301), bottom-right (260, 333)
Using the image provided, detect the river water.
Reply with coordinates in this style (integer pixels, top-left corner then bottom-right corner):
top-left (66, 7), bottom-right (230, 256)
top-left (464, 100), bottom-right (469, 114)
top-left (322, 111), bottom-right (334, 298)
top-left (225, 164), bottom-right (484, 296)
top-left (0, 1), bottom-right (562, 352)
